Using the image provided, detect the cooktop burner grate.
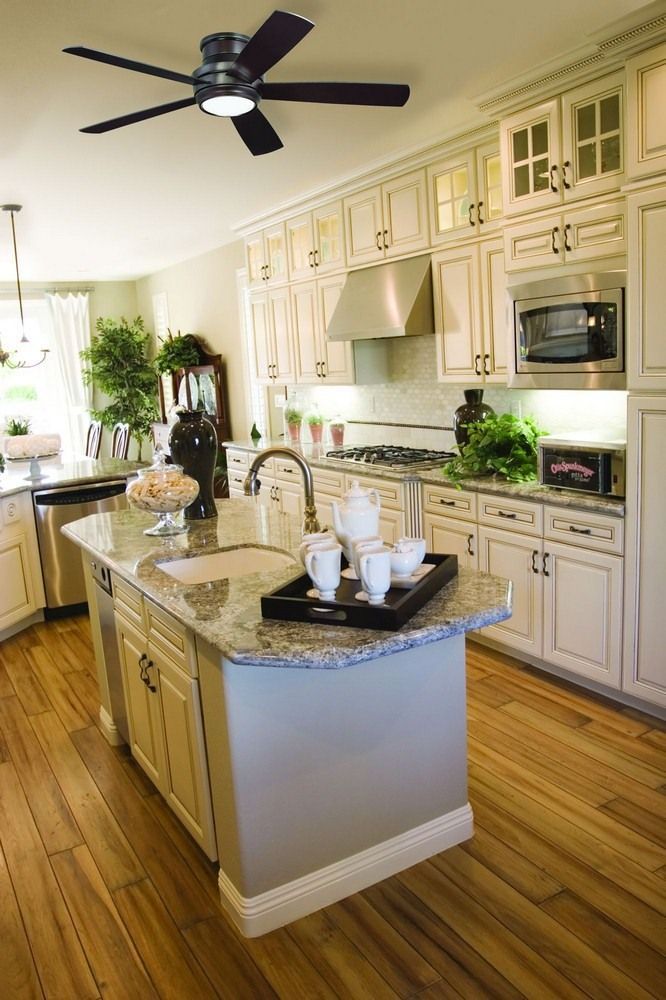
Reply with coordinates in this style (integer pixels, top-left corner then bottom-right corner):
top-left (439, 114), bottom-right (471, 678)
top-left (325, 445), bottom-right (455, 469)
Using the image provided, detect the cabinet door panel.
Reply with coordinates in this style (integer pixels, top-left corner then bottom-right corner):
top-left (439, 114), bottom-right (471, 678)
top-left (433, 247), bottom-right (483, 381)
top-left (479, 238), bottom-right (508, 381)
top-left (117, 618), bottom-right (163, 788)
top-left (503, 215), bottom-right (563, 272)
top-left (478, 527), bottom-right (543, 656)
top-left (383, 169), bottom-right (428, 257)
top-left (319, 274), bottom-right (354, 384)
top-left (427, 153), bottom-right (475, 243)
top-left (287, 213), bottom-right (314, 281)
top-left (291, 281), bottom-right (320, 383)
top-left (269, 287), bottom-right (295, 383)
top-left (564, 200), bottom-right (626, 264)
top-left (0, 534), bottom-right (34, 628)
top-left (344, 188), bottom-right (384, 266)
top-left (245, 233), bottom-right (266, 287)
top-left (543, 543), bottom-right (622, 686)
top-left (628, 188), bottom-right (666, 389)
top-left (561, 72), bottom-right (625, 201)
top-left (378, 507), bottom-right (404, 546)
top-left (264, 223), bottom-right (287, 284)
top-left (501, 99), bottom-right (561, 216)
top-left (249, 293), bottom-right (272, 384)
top-left (313, 200), bottom-right (345, 274)
top-left (423, 514), bottom-right (478, 570)
top-left (626, 42), bottom-right (666, 179)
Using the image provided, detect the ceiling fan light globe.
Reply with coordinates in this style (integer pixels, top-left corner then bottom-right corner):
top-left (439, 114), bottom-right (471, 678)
top-left (200, 94), bottom-right (256, 117)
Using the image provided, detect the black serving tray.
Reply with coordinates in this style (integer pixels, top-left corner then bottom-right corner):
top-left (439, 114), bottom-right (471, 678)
top-left (261, 553), bottom-right (458, 631)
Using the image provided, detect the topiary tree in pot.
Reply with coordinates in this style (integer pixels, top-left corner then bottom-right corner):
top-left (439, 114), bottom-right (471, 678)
top-left (80, 316), bottom-right (158, 460)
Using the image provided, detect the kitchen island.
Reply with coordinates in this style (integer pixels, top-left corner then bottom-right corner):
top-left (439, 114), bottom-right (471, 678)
top-left (64, 499), bottom-right (511, 936)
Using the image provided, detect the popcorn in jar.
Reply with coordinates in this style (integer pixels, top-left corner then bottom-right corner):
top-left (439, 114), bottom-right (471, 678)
top-left (126, 448), bottom-right (199, 535)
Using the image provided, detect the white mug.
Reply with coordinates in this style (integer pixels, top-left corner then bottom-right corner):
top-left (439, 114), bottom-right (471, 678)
top-left (359, 548), bottom-right (392, 605)
top-left (299, 530), bottom-right (335, 566)
top-left (389, 542), bottom-right (423, 579)
top-left (396, 537), bottom-right (426, 564)
top-left (304, 543), bottom-right (342, 601)
top-left (347, 534), bottom-right (383, 579)
top-left (351, 536), bottom-right (385, 580)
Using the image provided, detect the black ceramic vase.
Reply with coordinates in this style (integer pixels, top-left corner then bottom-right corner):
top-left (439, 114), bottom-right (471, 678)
top-left (453, 389), bottom-right (495, 451)
top-left (168, 409), bottom-right (218, 519)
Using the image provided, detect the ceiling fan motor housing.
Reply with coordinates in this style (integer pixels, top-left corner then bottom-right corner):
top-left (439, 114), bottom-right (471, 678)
top-left (193, 33), bottom-right (261, 114)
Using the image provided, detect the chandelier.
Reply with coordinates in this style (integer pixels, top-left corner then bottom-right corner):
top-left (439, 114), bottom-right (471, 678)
top-left (0, 205), bottom-right (49, 369)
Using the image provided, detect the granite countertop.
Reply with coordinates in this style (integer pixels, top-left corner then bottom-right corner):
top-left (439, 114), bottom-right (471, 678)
top-left (0, 457), bottom-right (146, 498)
top-left (62, 499), bottom-right (511, 670)
top-left (224, 439), bottom-right (626, 517)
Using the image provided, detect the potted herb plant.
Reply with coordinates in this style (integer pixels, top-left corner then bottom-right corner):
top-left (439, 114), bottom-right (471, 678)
top-left (153, 330), bottom-right (201, 375)
top-left (307, 410), bottom-right (324, 443)
top-left (444, 413), bottom-right (545, 485)
top-left (284, 401), bottom-right (303, 443)
top-left (80, 316), bottom-right (158, 460)
top-left (329, 416), bottom-right (346, 447)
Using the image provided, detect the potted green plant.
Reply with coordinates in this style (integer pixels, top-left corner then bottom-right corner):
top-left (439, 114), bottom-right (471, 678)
top-left (444, 413), bottom-right (545, 485)
top-left (329, 416), bottom-right (346, 447)
top-left (5, 417), bottom-right (31, 436)
top-left (284, 401), bottom-right (303, 443)
top-left (80, 316), bottom-right (158, 460)
top-left (153, 330), bottom-right (201, 374)
top-left (306, 410), bottom-right (324, 443)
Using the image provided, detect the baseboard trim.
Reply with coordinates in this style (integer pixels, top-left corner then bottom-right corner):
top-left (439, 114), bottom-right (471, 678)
top-left (218, 802), bottom-right (474, 937)
top-left (98, 706), bottom-right (125, 747)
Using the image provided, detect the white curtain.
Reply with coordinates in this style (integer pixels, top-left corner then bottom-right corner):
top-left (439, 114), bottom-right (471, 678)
top-left (46, 292), bottom-right (92, 456)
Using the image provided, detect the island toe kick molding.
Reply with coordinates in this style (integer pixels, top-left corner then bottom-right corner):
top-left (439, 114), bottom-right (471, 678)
top-left (217, 803), bottom-right (473, 937)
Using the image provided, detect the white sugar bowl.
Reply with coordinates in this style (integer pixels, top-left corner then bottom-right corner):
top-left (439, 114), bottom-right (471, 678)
top-left (389, 540), bottom-right (424, 579)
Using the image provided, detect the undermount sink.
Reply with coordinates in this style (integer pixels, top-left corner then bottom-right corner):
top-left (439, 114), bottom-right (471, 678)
top-left (157, 546), bottom-right (297, 585)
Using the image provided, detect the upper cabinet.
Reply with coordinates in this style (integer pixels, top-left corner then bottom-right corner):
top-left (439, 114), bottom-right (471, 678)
top-left (500, 72), bottom-right (625, 217)
top-left (286, 200), bottom-right (345, 281)
top-left (626, 41), bottom-right (666, 181)
top-left (246, 222), bottom-right (288, 288)
top-left (427, 141), bottom-right (502, 244)
top-left (344, 168), bottom-right (429, 267)
top-left (249, 286), bottom-right (296, 385)
top-left (627, 184), bottom-right (666, 391)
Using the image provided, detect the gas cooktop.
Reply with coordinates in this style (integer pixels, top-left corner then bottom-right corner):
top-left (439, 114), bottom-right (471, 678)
top-left (325, 445), bottom-right (455, 470)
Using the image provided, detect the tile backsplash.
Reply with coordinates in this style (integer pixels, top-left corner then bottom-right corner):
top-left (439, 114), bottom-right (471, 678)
top-left (283, 336), bottom-right (627, 450)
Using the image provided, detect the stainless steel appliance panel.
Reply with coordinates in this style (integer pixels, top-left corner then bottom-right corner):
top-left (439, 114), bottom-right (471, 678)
top-left (89, 558), bottom-right (129, 744)
top-left (33, 480), bottom-right (127, 612)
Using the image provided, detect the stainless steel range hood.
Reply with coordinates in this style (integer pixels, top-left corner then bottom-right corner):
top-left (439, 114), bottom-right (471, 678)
top-left (326, 255), bottom-right (434, 341)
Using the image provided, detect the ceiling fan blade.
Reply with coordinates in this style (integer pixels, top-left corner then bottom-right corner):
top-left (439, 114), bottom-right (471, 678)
top-left (229, 10), bottom-right (314, 82)
top-left (232, 107), bottom-right (283, 156)
top-left (79, 96), bottom-right (196, 133)
top-left (63, 46), bottom-right (198, 87)
top-left (261, 81), bottom-right (410, 107)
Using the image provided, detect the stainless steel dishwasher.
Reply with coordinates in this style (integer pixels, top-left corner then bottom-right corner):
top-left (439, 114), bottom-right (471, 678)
top-left (89, 557), bottom-right (129, 744)
top-left (33, 480), bottom-right (128, 615)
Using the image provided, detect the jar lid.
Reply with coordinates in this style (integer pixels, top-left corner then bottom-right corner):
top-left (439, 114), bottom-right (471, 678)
top-left (140, 446), bottom-right (184, 476)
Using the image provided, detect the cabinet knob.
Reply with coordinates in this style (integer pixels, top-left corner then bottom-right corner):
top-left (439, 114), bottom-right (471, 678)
top-left (320, 360), bottom-right (327, 378)
top-left (376, 231), bottom-right (383, 250)
top-left (313, 248), bottom-right (319, 267)
top-left (483, 353), bottom-right (490, 376)
top-left (568, 524), bottom-right (592, 535)
top-left (549, 164), bottom-right (559, 193)
top-left (551, 227), bottom-right (560, 255)
top-left (474, 354), bottom-right (481, 376)
top-left (315, 360), bottom-right (321, 378)
top-left (467, 534), bottom-right (475, 557)
top-left (542, 552), bottom-right (550, 577)
top-left (562, 160), bottom-right (571, 190)
top-left (308, 250), bottom-right (315, 268)
top-left (468, 204), bottom-right (476, 227)
top-left (563, 223), bottom-right (572, 253)
top-left (477, 201), bottom-right (484, 226)
top-left (531, 550), bottom-right (539, 574)
top-left (497, 510), bottom-right (517, 519)
top-left (383, 229), bottom-right (389, 249)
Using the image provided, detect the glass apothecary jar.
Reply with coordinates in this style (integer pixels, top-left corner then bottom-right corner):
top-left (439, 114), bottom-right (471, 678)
top-left (126, 448), bottom-right (199, 536)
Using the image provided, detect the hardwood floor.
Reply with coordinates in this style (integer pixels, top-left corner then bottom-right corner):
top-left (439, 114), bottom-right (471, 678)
top-left (0, 617), bottom-right (665, 999)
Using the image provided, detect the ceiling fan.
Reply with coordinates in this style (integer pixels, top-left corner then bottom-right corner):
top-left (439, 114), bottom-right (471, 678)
top-left (64, 9), bottom-right (410, 156)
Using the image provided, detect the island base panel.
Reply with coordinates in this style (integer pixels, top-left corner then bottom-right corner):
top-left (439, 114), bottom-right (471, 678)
top-left (197, 633), bottom-right (472, 937)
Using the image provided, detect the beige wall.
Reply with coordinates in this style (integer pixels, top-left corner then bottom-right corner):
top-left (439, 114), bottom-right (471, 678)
top-left (135, 240), bottom-right (246, 441)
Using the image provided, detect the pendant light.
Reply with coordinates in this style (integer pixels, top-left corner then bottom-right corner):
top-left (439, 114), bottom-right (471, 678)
top-left (0, 204), bottom-right (49, 369)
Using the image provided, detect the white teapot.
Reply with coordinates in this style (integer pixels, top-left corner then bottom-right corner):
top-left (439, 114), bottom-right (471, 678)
top-left (331, 479), bottom-right (381, 554)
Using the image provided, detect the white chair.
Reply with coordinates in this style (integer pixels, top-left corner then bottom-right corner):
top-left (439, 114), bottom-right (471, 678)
top-left (110, 422), bottom-right (130, 459)
top-left (85, 420), bottom-right (102, 459)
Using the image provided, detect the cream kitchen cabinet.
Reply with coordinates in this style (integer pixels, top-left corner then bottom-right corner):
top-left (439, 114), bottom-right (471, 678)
top-left (344, 169), bottom-right (429, 267)
top-left (227, 448), bottom-right (249, 497)
top-left (114, 578), bottom-right (217, 859)
top-left (245, 222), bottom-right (288, 288)
top-left (343, 473), bottom-right (405, 544)
top-left (623, 396), bottom-right (666, 708)
top-left (627, 185), bottom-right (666, 390)
top-left (626, 41), bottom-right (666, 181)
top-left (312, 465), bottom-right (345, 532)
top-left (500, 71), bottom-right (625, 217)
top-left (422, 482), bottom-right (479, 569)
top-left (432, 237), bottom-right (508, 383)
top-left (427, 141), bottom-right (502, 244)
top-left (286, 200), bottom-right (345, 281)
top-left (503, 197), bottom-right (627, 273)
top-left (0, 491), bottom-right (44, 636)
top-left (249, 286), bottom-right (296, 385)
top-left (290, 274), bottom-right (354, 384)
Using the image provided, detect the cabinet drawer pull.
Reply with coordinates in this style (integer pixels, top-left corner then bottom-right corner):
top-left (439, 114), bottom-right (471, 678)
top-left (531, 550), bottom-right (539, 574)
top-left (497, 510), bottom-right (517, 519)
top-left (376, 231), bottom-right (383, 250)
top-left (474, 354), bottom-right (481, 376)
top-left (438, 498), bottom-right (456, 506)
top-left (543, 552), bottom-right (550, 577)
top-left (315, 360), bottom-right (322, 378)
top-left (551, 226), bottom-right (560, 254)
top-left (477, 201), bottom-right (484, 225)
top-left (564, 223), bottom-right (572, 253)
top-left (138, 653), bottom-right (156, 692)
top-left (383, 228), bottom-right (389, 250)
top-left (562, 160), bottom-right (571, 190)
top-left (549, 164), bottom-right (559, 193)
top-left (313, 248), bottom-right (319, 267)
top-left (467, 534), bottom-right (475, 557)
top-left (308, 250), bottom-right (315, 268)
top-left (483, 353), bottom-right (490, 376)
top-left (320, 360), bottom-right (327, 378)
top-left (468, 204), bottom-right (476, 227)
top-left (568, 525), bottom-right (592, 535)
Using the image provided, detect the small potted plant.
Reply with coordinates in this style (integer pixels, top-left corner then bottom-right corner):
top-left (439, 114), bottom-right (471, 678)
top-left (153, 330), bottom-right (201, 375)
top-left (329, 416), bottom-right (346, 447)
top-left (284, 401), bottom-right (303, 443)
top-left (306, 409), bottom-right (324, 443)
top-left (5, 417), bottom-right (31, 437)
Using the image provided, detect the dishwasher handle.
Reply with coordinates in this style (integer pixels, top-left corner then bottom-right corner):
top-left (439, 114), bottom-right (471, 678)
top-left (34, 481), bottom-right (127, 506)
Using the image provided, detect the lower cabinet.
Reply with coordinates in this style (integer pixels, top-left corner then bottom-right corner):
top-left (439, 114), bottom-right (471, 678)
top-left (343, 473), bottom-right (405, 544)
top-left (0, 492), bottom-right (44, 634)
top-left (114, 581), bottom-right (217, 860)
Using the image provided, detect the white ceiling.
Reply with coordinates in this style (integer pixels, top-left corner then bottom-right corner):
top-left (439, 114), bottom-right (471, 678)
top-left (0, 0), bottom-right (656, 281)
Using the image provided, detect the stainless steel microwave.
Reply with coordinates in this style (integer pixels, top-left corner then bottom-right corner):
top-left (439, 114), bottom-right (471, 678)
top-left (508, 271), bottom-right (626, 389)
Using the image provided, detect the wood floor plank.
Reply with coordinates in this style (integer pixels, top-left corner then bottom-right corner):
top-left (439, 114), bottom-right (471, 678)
top-left (183, 915), bottom-right (278, 1000)
top-left (0, 761), bottom-right (98, 999)
top-left (599, 796), bottom-right (666, 849)
top-left (469, 737), bottom-right (666, 871)
top-left (0, 695), bottom-right (82, 854)
top-left (642, 729), bottom-right (666, 749)
top-left (460, 820), bottom-right (563, 903)
top-left (230, 925), bottom-right (338, 1000)
top-left (0, 843), bottom-right (44, 999)
top-left (541, 889), bottom-right (666, 997)
top-left (580, 718), bottom-right (666, 773)
top-left (397, 860), bottom-right (588, 998)
top-left (474, 672), bottom-right (593, 727)
top-left (470, 780), bottom-right (666, 954)
top-left (71, 723), bottom-right (218, 929)
top-left (0, 642), bottom-right (51, 715)
top-left (285, 909), bottom-right (400, 998)
top-left (502, 700), bottom-right (665, 788)
top-left (325, 893), bottom-right (440, 997)
top-left (25, 646), bottom-right (91, 731)
top-left (432, 846), bottom-right (656, 1000)
top-left (30, 712), bottom-right (145, 891)
top-left (0, 647), bottom-right (16, 698)
top-left (39, 628), bottom-right (93, 674)
top-left (113, 878), bottom-right (217, 999)
top-left (51, 845), bottom-right (159, 1000)
top-left (363, 879), bottom-right (523, 1000)
top-left (64, 667), bottom-right (105, 728)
